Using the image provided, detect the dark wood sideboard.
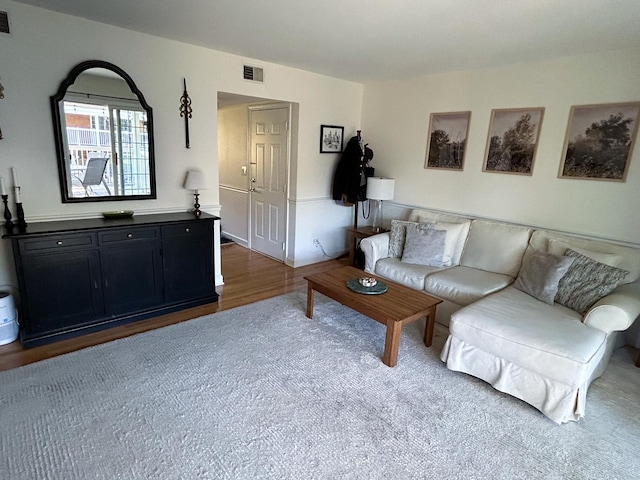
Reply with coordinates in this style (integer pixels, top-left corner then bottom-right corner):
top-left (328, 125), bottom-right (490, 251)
top-left (3, 212), bottom-right (219, 347)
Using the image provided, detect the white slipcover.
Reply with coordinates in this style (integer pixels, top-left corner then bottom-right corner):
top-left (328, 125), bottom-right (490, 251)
top-left (441, 287), bottom-right (607, 423)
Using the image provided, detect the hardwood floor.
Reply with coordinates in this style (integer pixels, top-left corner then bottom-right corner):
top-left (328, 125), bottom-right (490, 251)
top-left (0, 244), bottom-right (347, 372)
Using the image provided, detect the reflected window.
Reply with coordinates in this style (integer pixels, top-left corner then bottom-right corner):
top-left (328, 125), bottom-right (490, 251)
top-left (62, 95), bottom-right (150, 198)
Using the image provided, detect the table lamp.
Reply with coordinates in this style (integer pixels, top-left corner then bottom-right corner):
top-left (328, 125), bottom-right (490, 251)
top-left (366, 177), bottom-right (395, 233)
top-left (183, 170), bottom-right (206, 217)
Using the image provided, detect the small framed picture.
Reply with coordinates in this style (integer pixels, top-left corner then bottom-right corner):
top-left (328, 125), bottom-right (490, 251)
top-left (320, 125), bottom-right (344, 153)
top-left (424, 111), bottom-right (471, 171)
top-left (559, 102), bottom-right (640, 182)
top-left (483, 107), bottom-right (545, 175)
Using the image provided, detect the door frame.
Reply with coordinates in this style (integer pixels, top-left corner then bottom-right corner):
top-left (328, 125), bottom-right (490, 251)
top-left (247, 103), bottom-right (292, 262)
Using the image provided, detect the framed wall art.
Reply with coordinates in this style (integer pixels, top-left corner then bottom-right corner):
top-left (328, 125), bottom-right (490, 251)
top-left (483, 107), bottom-right (545, 175)
top-left (559, 102), bottom-right (640, 182)
top-left (424, 111), bottom-right (471, 171)
top-left (320, 125), bottom-right (344, 153)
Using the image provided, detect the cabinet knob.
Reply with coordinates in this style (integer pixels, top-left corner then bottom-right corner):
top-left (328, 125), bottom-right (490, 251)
top-left (127, 233), bottom-right (133, 239)
top-left (57, 241), bottom-right (63, 245)
top-left (185, 228), bottom-right (190, 233)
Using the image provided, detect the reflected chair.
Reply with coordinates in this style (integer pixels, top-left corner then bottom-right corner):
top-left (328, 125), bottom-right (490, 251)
top-left (77, 157), bottom-right (111, 196)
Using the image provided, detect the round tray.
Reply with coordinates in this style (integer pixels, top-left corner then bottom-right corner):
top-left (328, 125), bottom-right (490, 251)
top-left (346, 278), bottom-right (388, 295)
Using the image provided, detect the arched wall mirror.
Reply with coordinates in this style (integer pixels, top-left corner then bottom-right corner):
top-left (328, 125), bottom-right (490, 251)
top-left (51, 60), bottom-right (157, 203)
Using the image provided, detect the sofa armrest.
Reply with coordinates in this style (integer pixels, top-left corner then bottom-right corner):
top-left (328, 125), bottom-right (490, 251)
top-left (359, 233), bottom-right (390, 274)
top-left (583, 281), bottom-right (640, 334)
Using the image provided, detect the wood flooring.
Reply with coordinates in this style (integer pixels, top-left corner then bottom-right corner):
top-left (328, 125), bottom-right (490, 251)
top-left (0, 244), bottom-right (347, 372)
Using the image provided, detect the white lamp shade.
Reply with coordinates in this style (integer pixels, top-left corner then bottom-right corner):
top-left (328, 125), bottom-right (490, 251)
top-left (183, 170), bottom-right (207, 191)
top-left (366, 177), bottom-right (395, 201)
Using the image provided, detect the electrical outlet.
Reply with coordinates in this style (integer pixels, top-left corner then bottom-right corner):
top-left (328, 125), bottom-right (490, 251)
top-left (313, 238), bottom-right (320, 248)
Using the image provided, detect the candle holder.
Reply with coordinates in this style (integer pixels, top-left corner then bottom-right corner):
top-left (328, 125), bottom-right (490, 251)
top-left (2, 194), bottom-right (13, 230)
top-left (16, 202), bottom-right (27, 229)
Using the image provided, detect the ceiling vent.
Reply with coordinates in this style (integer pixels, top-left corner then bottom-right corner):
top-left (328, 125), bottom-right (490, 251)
top-left (243, 65), bottom-right (264, 83)
top-left (0, 11), bottom-right (10, 34)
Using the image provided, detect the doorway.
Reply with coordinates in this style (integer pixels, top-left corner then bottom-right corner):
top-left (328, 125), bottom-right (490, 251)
top-left (217, 94), bottom-right (294, 263)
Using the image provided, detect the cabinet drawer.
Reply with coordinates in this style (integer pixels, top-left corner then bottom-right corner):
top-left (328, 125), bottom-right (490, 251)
top-left (19, 233), bottom-right (97, 255)
top-left (162, 221), bottom-right (211, 238)
top-left (98, 227), bottom-right (159, 245)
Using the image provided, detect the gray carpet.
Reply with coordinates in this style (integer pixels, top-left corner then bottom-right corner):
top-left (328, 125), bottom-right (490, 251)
top-left (1, 292), bottom-right (639, 480)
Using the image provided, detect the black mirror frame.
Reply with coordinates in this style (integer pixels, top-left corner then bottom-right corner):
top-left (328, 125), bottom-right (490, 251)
top-left (51, 60), bottom-right (157, 203)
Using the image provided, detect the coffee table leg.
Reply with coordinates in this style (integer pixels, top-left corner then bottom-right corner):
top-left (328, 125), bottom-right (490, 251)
top-left (306, 283), bottom-right (315, 319)
top-left (382, 321), bottom-right (401, 367)
top-left (423, 306), bottom-right (436, 347)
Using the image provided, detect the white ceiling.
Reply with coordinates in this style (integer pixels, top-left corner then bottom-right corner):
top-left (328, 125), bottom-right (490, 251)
top-left (11, 0), bottom-right (640, 82)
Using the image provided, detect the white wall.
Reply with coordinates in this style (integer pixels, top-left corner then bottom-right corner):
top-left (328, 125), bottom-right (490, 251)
top-left (0, 1), bottom-right (363, 288)
top-left (361, 48), bottom-right (640, 245)
top-left (218, 103), bottom-right (250, 245)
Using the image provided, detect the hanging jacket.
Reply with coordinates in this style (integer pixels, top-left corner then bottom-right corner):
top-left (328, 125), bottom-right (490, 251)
top-left (332, 136), bottom-right (366, 205)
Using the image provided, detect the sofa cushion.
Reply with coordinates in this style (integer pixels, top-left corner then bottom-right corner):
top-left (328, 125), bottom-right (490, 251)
top-left (432, 222), bottom-right (468, 267)
top-left (529, 229), bottom-right (640, 284)
top-left (513, 249), bottom-right (575, 304)
top-left (555, 249), bottom-right (629, 314)
top-left (375, 257), bottom-right (444, 290)
top-left (449, 287), bottom-right (606, 386)
top-left (548, 239), bottom-right (621, 268)
top-left (424, 266), bottom-right (513, 306)
top-left (401, 225), bottom-right (446, 266)
top-left (460, 220), bottom-right (532, 277)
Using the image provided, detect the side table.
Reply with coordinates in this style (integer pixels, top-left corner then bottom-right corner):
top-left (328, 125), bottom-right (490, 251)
top-left (347, 226), bottom-right (388, 268)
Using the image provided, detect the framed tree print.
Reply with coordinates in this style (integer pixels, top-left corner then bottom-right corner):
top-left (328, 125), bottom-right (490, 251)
top-left (559, 102), bottom-right (640, 181)
top-left (320, 125), bottom-right (344, 153)
top-left (483, 107), bottom-right (545, 175)
top-left (424, 111), bottom-right (471, 171)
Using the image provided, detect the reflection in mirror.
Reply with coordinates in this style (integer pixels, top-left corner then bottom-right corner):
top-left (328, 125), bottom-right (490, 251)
top-left (51, 61), bottom-right (156, 203)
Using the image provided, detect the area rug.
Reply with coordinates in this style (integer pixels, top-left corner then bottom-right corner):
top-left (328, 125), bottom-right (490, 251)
top-left (1, 292), bottom-right (639, 479)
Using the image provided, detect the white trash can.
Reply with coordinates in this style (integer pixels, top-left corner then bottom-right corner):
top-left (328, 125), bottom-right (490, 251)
top-left (0, 292), bottom-right (18, 346)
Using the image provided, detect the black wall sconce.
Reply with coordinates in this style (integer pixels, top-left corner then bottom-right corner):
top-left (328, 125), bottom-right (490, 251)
top-left (179, 78), bottom-right (192, 148)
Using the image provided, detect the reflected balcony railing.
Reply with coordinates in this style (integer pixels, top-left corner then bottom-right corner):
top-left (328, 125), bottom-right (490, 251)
top-left (66, 127), bottom-right (111, 147)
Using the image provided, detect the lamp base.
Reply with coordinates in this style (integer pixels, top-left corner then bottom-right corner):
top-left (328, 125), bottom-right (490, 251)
top-left (193, 193), bottom-right (201, 217)
top-left (371, 199), bottom-right (383, 232)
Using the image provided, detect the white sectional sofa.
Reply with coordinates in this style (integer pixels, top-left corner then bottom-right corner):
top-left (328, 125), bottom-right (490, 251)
top-left (360, 208), bottom-right (640, 423)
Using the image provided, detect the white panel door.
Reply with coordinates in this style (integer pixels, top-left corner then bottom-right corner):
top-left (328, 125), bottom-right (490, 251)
top-left (249, 106), bottom-right (289, 261)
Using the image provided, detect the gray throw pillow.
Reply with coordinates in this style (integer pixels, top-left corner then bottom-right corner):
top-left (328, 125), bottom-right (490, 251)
top-left (388, 219), bottom-right (434, 258)
top-left (555, 248), bottom-right (629, 314)
top-left (400, 225), bottom-right (447, 267)
top-left (513, 249), bottom-right (575, 304)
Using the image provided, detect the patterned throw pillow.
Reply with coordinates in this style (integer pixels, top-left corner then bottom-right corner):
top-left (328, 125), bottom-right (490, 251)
top-left (513, 249), bottom-right (575, 304)
top-left (400, 225), bottom-right (447, 266)
top-left (388, 220), bottom-right (434, 258)
top-left (555, 249), bottom-right (629, 314)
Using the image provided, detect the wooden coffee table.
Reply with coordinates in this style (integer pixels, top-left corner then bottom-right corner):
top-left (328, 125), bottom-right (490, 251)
top-left (304, 266), bottom-right (442, 367)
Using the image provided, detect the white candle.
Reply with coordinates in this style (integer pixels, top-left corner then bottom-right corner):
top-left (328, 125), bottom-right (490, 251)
top-left (14, 186), bottom-right (21, 204)
top-left (0, 177), bottom-right (6, 196)
top-left (11, 167), bottom-right (18, 187)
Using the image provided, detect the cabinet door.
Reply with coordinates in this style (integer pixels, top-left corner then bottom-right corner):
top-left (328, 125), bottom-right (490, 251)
top-left (101, 243), bottom-right (164, 315)
top-left (20, 250), bottom-right (104, 335)
top-left (162, 222), bottom-right (214, 302)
